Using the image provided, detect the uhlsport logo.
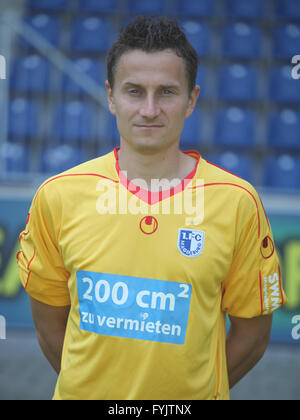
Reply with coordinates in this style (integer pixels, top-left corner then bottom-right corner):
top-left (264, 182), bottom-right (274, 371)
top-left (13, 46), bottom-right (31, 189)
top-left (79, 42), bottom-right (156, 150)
top-left (0, 55), bottom-right (6, 80)
top-left (260, 235), bottom-right (275, 259)
top-left (0, 315), bottom-right (6, 340)
top-left (177, 229), bottom-right (205, 258)
top-left (139, 216), bottom-right (158, 235)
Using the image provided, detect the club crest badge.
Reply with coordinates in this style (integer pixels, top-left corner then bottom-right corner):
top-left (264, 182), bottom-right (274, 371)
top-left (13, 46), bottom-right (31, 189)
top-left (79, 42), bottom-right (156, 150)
top-left (178, 229), bottom-right (205, 258)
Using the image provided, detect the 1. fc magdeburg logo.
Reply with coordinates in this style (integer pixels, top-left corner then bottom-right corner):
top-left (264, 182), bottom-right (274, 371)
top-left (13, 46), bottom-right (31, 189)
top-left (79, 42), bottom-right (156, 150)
top-left (177, 229), bottom-right (205, 258)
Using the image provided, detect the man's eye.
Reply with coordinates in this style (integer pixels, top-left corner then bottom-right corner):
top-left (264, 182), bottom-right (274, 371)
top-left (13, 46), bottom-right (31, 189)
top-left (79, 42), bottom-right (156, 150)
top-left (129, 89), bottom-right (139, 95)
top-left (162, 89), bottom-right (173, 95)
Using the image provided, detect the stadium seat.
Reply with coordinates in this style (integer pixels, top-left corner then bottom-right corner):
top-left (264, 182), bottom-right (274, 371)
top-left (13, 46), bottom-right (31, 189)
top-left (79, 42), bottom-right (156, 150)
top-left (267, 109), bottom-right (300, 150)
top-left (8, 98), bottom-right (39, 139)
top-left (22, 14), bottom-right (60, 47)
top-left (95, 112), bottom-right (119, 155)
top-left (208, 152), bottom-right (254, 182)
top-left (103, 113), bottom-right (120, 143)
top-left (181, 21), bottom-right (211, 57)
top-left (70, 17), bottom-right (112, 52)
top-left (276, 0), bottom-right (300, 19)
top-left (51, 101), bottom-right (95, 143)
top-left (226, 0), bottom-right (264, 19)
top-left (218, 64), bottom-right (258, 102)
top-left (79, 0), bottom-right (118, 13)
top-left (273, 24), bottom-right (300, 59)
top-left (180, 109), bottom-right (202, 148)
top-left (94, 111), bottom-right (120, 159)
top-left (41, 145), bottom-right (86, 174)
top-left (129, 0), bottom-right (165, 14)
top-left (222, 23), bottom-right (262, 58)
top-left (11, 55), bottom-right (50, 93)
top-left (97, 141), bottom-right (118, 156)
top-left (214, 107), bottom-right (255, 148)
top-left (0, 143), bottom-right (28, 173)
top-left (62, 58), bottom-right (106, 94)
top-left (270, 66), bottom-right (300, 103)
top-left (178, 0), bottom-right (214, 17)
top-left (196, 66), bottom-right (208, 99)
top-left (263, 155), bottom-right (300, 190)
top-left (28, 0), bottom-right (69, 11)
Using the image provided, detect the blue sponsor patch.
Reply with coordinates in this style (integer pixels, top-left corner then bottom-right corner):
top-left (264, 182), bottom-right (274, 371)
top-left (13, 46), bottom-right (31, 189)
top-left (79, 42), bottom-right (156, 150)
top-left (77, 271), bottom-right (192, 345)
top-left (177, 229), bottom-right (205, 257)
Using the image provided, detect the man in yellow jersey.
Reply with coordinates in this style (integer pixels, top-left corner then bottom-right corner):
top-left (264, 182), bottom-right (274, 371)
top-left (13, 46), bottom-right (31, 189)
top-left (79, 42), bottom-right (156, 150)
top-left (17, 16), bottom-right (287, 400)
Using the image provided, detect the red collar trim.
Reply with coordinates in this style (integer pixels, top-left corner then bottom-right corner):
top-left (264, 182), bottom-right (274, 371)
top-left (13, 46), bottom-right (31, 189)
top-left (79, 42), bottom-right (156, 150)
top-left (113, 147), bottom-right (201, 205)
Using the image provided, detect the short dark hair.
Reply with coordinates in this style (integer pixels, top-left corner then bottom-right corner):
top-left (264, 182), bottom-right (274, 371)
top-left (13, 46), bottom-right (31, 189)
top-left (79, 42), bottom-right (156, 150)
top-left (106, 16), bottom-right (198, 94)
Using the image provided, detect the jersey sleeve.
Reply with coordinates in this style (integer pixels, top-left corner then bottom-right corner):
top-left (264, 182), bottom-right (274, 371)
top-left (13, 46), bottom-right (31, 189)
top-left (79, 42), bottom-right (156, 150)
top-left (17, 184), bottom-right (71, 306)
top-left (221, 187), bottom-right (287, 318)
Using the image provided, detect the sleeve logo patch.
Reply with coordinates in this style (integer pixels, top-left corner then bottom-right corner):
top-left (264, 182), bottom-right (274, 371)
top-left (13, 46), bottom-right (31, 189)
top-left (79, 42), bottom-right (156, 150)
top-left (77, 271), bottom-right (192, 345)
top-left (262, 272), bottom-right (282, 314)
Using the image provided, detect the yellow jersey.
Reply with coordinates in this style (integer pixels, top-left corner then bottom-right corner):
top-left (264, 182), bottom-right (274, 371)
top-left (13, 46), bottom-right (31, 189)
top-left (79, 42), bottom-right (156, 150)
top-left (17, 149), bottom-right (287, 400)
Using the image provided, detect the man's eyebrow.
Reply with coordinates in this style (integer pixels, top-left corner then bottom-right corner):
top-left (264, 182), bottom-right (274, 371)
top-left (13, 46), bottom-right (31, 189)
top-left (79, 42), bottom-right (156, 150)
top-left (159, 84), bottom-right (181, 90)
top-left (122, 82), bottom-right (181, 90)
top-left (122, 82), bottom-right (141, 88)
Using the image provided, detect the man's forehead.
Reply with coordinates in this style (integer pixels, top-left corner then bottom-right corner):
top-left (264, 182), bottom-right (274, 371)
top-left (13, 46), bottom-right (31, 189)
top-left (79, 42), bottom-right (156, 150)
top-left (114, 49), bottom-right (187, 84)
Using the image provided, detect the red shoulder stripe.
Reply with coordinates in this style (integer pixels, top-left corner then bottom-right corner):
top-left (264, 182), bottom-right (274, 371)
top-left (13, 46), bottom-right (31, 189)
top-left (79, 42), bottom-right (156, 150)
top-left (190, 182), bottom-right (261, 238)
top-left (33, 173), bottom-right (119, 204)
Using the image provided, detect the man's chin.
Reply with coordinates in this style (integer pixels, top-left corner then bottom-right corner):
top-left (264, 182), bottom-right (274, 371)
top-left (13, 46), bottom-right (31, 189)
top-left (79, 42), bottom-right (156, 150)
top-left (129, 138), bottom-right (168, 154)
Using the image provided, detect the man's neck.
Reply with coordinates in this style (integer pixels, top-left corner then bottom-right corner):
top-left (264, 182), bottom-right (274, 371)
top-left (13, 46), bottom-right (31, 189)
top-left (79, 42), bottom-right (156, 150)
top-left (117, 141), bottom-right (197, 191)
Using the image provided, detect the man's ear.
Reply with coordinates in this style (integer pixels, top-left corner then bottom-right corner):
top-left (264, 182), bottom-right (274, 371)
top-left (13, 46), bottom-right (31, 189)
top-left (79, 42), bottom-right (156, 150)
top-left (185, 84), bottom-right (200, 119)
top-left (105, 80), bottom-right (116, 115)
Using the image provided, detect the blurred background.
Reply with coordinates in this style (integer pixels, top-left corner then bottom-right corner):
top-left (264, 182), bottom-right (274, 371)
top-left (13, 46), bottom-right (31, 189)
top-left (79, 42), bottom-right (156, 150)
top-left (0, 0), bottom-right (299, 400)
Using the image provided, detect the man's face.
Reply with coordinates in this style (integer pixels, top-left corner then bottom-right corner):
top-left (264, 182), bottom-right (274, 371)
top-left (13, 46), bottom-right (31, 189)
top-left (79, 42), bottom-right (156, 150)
top-left (105, 49), bottom-right (200, 153)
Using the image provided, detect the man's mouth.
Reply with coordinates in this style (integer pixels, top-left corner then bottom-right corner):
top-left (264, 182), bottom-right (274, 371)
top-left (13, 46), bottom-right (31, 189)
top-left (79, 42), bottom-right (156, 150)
top-left (134, 124), bottom-right (164, 128)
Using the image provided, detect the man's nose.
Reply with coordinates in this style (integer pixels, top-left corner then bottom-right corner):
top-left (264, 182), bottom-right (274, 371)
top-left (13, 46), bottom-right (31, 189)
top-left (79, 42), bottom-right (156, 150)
top-left (139, 93), bottom-right (161, 119)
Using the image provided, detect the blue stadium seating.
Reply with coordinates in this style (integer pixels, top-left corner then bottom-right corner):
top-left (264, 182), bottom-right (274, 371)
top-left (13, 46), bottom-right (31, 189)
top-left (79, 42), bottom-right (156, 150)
top-left (51, 101), bottom-right (95, 143)
top-left (226, 0), bottom-right (264, 19)
top-left (180, 109), bottom-right (202, 148)
top-left (28, 0), bottom-right (69, 11)
top-left (276, 0), bottom-right (300, 19)
top-left (97, 142), bottom-right (118, 156)
top-left (0, 143), bottom-right (28, 173)
top-left (178, 0), bottom-right (214, 17)
top-left (129, 0), bottom-right (165, 14)
top-left (222, 23), bottom-right (261, 58)
top-left (11, 55), bottom-right (50, 93)
top-left (208, 152), bottom-right (254, 182)
top-left (196, 66), bottom-right (207, 99)
top-left (70, 17), bottom-right (112, 52)
top-left (104, 114), bottom-right (120, 144)
top-left (267, 110), bottom-right (300, 150)
top-left (8, 99), bottom-right (39, 139)
top-left (218, 64), bottom-right (258, 102)
top-left (62, 58), bottom-right (106, 94)
top-left (181, 21), bottom-right (211, 57)
top-left (273, 24), bottom-right (300, 59)
top-left (214, 107), bottom-right (255, 148)
top-left (22, 14), bottom-right (60, 47)
top-left (11, 0), bottom-right (300, 191)
top-left (79, 0), bottom-right (118, 13)
top-left (270, 66), bottom-right (300, 103)
top-left (264, 155), bottom-right (300, 189)
top-left (41, 145), bottom-right (85, 174)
